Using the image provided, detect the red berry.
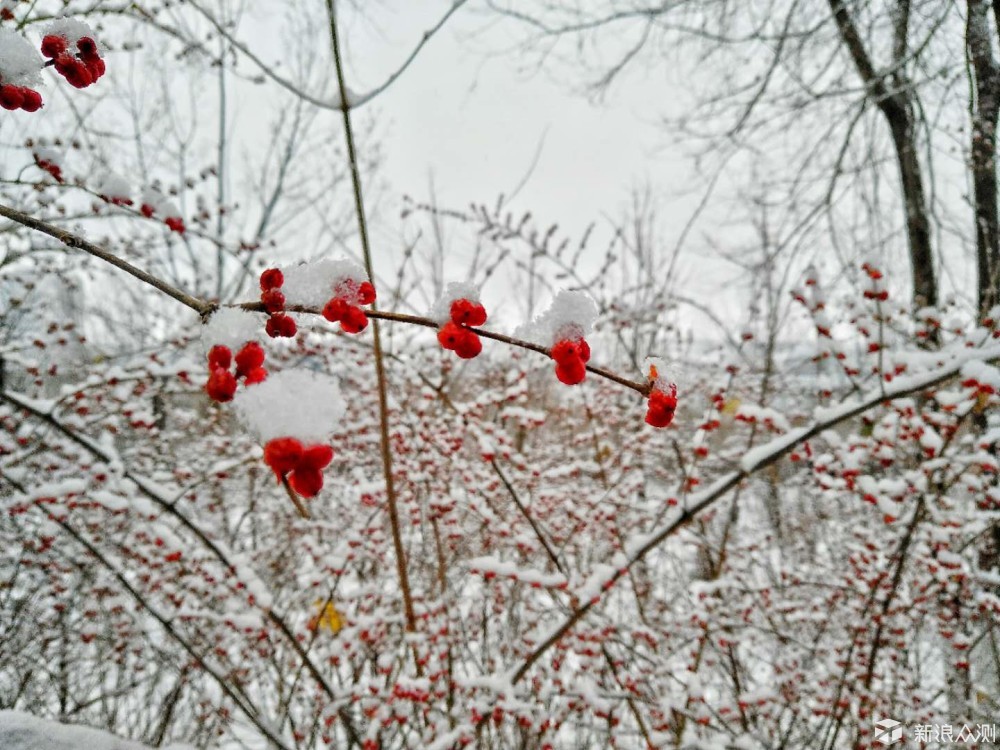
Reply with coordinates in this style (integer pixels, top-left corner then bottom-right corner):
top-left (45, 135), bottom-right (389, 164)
top-left (578, 339), bottom-right (591, 363)
top-left (140, 203), bottom-right (155, 218)
top-left (164, 217), bottom-right (185, 233)
top-left (450, 299), bottom-right (474, 325)
top-left (437, 322), bottom-right (463, 350)
top-left (289, 468), bottom-right (324, 498)
top-left (266, 314), bottom-right (297, 338)
top-left (645, 386), bottom-right (678, 428)
top-left (551, 339), bottom-right (584, 366)
top-left (322, 298), bottom-right (348, 323)
top-left (466, 303), bottom-right (487, 327)
top-left (264, 437), bottom-right (304, 478)
top-left (41, 35), bottom-right (67, 58)
top-left (298, 445), bottom-right (334, 472)
top-left (340, 305), bottom-right (368, 334)
top-left (261, 289), bottom-right (285, 314)
top-left (260, 268), bottom-right (284, 291)
top-left (57, 57), bottom-right (92, 88)
top-left (207, 344), bottom-right (232, 371)
top-left (243, 367), bottom-right (267, 385)
top-left (77, 37), bottom-right (98, 57)
top-left (205, 369), bottom-right (237, 402)
top-left (453, 330), bottom-right (482, 359)
top-left (85, 57), bottom-right (105, 81)
top-left (358, 281), bottom-right (376, 305)
top-left (555, 358), bottom-right (586, 385)
top-left (0, 85), bottom-right (23, 111)
top-left (234, 342), bottom-right (265, 376)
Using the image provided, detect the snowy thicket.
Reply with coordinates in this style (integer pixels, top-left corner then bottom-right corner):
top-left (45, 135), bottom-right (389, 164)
top-left (0, 712), bottom-right (194, 750)
top-left (1, 2), bottom-right (999, 750)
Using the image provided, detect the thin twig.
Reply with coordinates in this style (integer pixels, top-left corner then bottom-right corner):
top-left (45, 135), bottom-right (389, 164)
top-left (327, 0), bottom-right (418, 635)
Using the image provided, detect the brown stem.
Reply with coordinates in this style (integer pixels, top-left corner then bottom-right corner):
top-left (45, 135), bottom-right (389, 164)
top-left (240, 302), bottom-right (650, 396)
top-left (325, 0), bottom-right (418, 636)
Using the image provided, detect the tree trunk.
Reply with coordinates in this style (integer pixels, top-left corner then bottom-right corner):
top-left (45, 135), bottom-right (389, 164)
top-left (828, 0), bottom-right (938, 310)
top-left (971, 0), bottom-right (1000, 319)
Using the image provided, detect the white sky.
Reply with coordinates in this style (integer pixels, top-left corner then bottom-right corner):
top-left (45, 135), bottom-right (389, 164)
top-left (339, 2), bottom-right (693, 257)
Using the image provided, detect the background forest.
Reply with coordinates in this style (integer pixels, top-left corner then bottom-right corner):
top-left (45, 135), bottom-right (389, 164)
top-left (1, 1), bottom-right (999, 748)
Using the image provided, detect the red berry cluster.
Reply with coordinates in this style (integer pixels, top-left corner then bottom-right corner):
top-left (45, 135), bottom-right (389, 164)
top-left (263, 438), bottom-right (333, 498)
top-left (861, 261), bottom-right (889, 302)
top-left (33, 153), bottom-right (62, 182)
top-left (437, 298), bottom-right (487, 359)
top-left (139, 203), bottom-right (185, 234)
top-left (0, 84), bottom-right (42, 112)
top-left (551, 337), bottom-right (591, 385)
top-left (646, 383), bottom-right (678, 428)
top-left (322, 278), bottom-right (376, 334)
top-left (42, 34), bottom-right (105, 89)
top-left (205, 342), bottom-right (267, 403)
top-left (259, 269), bottom-right (297, 339)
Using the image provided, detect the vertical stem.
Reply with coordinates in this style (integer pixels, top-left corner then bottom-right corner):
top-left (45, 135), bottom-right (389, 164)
top-left (325, 0), bottom-right (418, 634)
top-left (215, 26), bottom-right (228, 299)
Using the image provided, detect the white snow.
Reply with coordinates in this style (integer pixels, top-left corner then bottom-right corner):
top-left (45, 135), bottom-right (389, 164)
top-left (0, 711), bottom-right (194, 750)
top-left (0, 28), bottom-right (42, 86)
top-left (961, 359), bottom-right (1000, 389)
top-left (45, 18), bottom-right (99, 45)
top-left (140, 187), bottom-right (180, 219)
top-left (94, 172), bottom-right (132, 203)
top-left (201, 307), bottom-right (262, 353)
top-left (282, 258), bottom-right (368, 306)
top-left (428, 281), bottom-right (481, 323)
top-left (232, 369), bottom-right (345, 442)
top-left (518, 289), bottom-right (598, 345)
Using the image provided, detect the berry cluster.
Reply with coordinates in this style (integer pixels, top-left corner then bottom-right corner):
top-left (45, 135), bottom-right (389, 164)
top-left (550, 337), bottom-right (591, 385)
top-left (32, 150), bottom-right (62, 182)
top-left (263, 438), bottom-right (334, 498)
top-left (861, 260), bottom-right (889, 302)
top-left (322, 277), bottom-right (376, 334)
top-left (139, 188), bottom-right (186, 234)
top-left (0, 83), bottom-right (41, 111)
top-left (437, 298), bottom-right (487, 359)
top-left (42, 34), bottom-right (105, 89)
top-left (259, 269), bottom-right (297, 338)
top-left (205, 342), bottom-right (267, 402)
top-left (644, 362), bottom-right (678, 428)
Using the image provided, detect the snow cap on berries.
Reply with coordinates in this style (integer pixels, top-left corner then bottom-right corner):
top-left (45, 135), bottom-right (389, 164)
top-left (140, 187), bottom-right (180, 218)
top-left (645, 356), bottom-right (674, 392)
top-left (522, 289), bottom-right (598, 345)
top-left (283, 258), bottom-right (369, 306)
top-left (429, 281), bottom-right (482, 324)
top-left (202, 308), bottom-right (261, 353)
top-left (233, 369), bottom-right (345, 443)
top-left (44, 19), bottom-right (101, 50)
top-left (0, 28), bottom-right (43, 86)
top-left (94, 172), bottom-right (132, 205)
top-left (32, 146), bottom-right (63, 180)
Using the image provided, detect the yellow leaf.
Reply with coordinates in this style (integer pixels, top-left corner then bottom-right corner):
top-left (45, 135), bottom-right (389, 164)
top-left (721, 398), bottom-right (741, 415)
top-left (307, 600), bottom-right (342, 634)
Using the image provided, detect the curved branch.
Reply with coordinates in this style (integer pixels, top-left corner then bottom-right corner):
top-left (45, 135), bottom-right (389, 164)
top-left (0, 203), bottom-right (213, 317)
top-left (492, 342), bottom-right (1000, 690)
top-left (182, 0), bottom-right (467, 111)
